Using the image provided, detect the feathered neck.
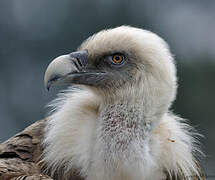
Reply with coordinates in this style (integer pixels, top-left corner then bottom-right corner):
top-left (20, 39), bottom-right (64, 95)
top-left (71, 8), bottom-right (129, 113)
top-left (96, 100), bottom-right (155, 154)
top-left (43, 88), bottom-right (203, 180)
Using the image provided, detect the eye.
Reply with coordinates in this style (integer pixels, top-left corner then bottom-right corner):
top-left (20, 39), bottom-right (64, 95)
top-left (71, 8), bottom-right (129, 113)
top-left (110, 54), bottom-right (125, 65)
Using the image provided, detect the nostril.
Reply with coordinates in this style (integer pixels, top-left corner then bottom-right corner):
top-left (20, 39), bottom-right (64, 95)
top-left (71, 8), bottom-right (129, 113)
top-left (72, 58), bottom-right (86, 72)
top-left (76, 58), bottom-right (83, 67)
top-left (69, 50), bottom-right (88, 70)
top-left (72, 60), bottom-right (79, 70)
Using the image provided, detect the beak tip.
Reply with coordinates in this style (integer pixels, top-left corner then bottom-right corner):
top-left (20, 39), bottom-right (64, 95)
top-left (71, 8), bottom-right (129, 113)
top-left (45, 81), bottom-right (51, 92)
top-left (44, 51), bottom-right (88, 90)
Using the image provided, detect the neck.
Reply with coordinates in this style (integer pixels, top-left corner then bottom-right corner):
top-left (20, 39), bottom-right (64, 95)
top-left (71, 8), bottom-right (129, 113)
top-left (98, 99), bottom-right (153, 152)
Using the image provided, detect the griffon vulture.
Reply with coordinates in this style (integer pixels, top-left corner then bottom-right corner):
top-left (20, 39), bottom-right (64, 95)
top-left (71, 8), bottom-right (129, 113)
top-left (43, 26), bottom-right (204, 180)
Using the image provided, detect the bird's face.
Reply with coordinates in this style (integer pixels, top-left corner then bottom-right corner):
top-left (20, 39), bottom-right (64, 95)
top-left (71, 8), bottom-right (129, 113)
top-left (44, 29), bottom-right (139, 91)
top-left (44, 26), bottom-right (177, 108)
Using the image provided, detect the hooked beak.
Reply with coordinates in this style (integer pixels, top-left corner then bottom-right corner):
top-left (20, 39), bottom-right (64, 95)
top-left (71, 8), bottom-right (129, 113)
top-left (44, 50), bottom-right (105, 91)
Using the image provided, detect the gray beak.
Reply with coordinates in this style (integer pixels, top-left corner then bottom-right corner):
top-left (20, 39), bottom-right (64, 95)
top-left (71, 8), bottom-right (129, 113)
top-left (44, 50), bottom-right (88, 91)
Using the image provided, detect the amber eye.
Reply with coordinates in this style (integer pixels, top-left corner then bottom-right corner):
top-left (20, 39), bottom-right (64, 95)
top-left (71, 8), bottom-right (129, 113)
top-left (111, 54), bottom-right (124, 64)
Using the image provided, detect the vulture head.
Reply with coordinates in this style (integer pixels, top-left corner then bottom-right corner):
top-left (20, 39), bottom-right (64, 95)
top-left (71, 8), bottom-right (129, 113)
top-left (45, 26), bottom-right (176, 118)
top-left (43, 26), bottom-right (203, 180)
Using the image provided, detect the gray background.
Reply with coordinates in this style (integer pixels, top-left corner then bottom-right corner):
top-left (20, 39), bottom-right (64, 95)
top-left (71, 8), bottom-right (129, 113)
top-left (0, 0), bottom-right (214, 177)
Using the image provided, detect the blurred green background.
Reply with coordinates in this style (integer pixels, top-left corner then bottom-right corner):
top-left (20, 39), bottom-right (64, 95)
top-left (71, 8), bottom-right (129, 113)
top-left (0, 0), bottom-right (214, 176)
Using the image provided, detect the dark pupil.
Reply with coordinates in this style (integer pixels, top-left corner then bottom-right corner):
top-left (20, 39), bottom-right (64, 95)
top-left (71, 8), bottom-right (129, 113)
top-left (115, 56), bottom-right (120, 61)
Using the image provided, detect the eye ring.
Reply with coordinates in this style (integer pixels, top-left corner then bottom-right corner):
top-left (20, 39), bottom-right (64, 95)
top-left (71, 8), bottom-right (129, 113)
top-left (111, 54), bottom-right (125, 64)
